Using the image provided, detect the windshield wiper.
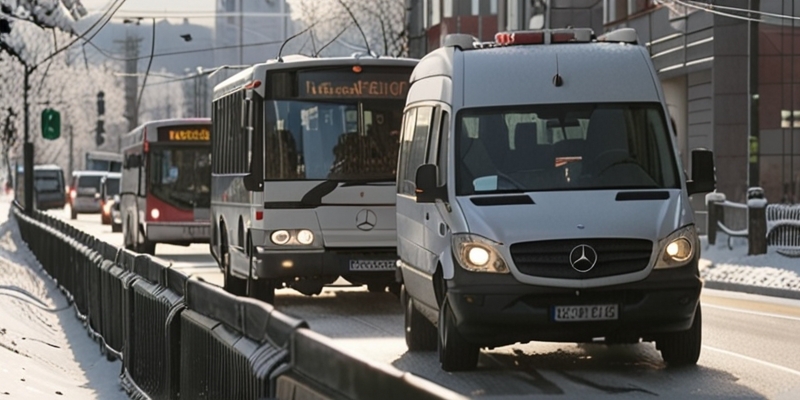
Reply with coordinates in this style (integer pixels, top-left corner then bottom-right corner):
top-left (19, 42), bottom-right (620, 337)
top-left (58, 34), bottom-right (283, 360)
top-left (339, 180), bottom-right (394, 187)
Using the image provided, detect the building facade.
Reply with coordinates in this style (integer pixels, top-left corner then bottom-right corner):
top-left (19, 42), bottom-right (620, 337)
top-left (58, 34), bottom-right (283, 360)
top-left (408, 0), bottom-right (800, 205)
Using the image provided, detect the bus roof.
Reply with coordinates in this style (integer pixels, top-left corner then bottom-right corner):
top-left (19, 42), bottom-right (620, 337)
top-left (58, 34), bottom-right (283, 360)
top-left (120, 117), bottom-right (211, 151)
top-left (213, 54), bottom-right (419, 100)
top-left (85, 150), bottom-right (122, 161)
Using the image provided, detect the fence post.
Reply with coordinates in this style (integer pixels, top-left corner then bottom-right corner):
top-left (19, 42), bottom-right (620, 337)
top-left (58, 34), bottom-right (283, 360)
top-left (747, 187), bottom-right (767, 255)
top-left (705, 192), bottom-right (726, 245)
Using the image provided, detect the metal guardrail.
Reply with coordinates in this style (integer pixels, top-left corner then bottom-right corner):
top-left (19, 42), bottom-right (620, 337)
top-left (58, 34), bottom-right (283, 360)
top-left (707, 194), bottom-right (800, 256)
top-left (11, 203), bottom-right (464, 400)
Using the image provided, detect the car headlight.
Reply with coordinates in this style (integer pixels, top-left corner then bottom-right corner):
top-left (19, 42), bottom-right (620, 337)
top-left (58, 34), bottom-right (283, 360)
top-left (655, 225), bottom-right (697, 269)
top-left (452, 234), bottom-right (509, 273)
top-left (271, 230), bottom-right (291, 245)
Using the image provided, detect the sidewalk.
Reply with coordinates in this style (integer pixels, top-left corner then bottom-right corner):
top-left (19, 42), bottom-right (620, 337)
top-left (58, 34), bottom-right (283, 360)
top-left (0, 198), bottom-right (126, 399)
top-left (700, 234), bottom-right (800, 299)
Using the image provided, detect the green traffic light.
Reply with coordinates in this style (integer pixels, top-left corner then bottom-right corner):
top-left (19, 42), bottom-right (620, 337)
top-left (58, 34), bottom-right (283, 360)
top-left (41, 108), bottom-right (61, 140)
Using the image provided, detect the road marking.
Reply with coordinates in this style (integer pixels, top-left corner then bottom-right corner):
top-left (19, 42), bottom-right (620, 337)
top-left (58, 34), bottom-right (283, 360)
top-left (703, 345), bottom-right (800, 378)
top-left (703, 303), bottom-right (800, 323)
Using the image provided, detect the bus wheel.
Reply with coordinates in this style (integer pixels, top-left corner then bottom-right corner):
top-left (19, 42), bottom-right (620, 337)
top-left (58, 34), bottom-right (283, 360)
top-left (248, 276), bottom-right (275, 304)
top-left (138, 240), bottom-right (156, 256)
top-left (222, 244), bottom-right (246, 296)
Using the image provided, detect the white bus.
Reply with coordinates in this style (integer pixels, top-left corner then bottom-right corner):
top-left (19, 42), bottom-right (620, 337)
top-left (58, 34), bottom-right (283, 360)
top-left (211, 55), bottom-right (417, 302)
top-left (85, 150), bottom-right (123, 172)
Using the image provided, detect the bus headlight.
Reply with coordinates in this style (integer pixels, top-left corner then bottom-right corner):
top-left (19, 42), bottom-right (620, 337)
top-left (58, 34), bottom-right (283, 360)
top-left (271, 230), bottom-right (291, 245)
top-left (296, 229), bottom-right (314, 245)
top-left (655, 225), bottom-right (697, 269)
top-left (452, 234), bottom-right (509, 274)
top-left (150, 208), bottom-right (160, 220)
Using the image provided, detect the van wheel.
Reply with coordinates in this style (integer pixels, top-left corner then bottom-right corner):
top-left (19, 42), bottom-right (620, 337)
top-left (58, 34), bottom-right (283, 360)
top-left (405, 293), bottom-right (437, 351)
top-left (438, 298), bottom-right (479, 371)
top-left (657, 305), bottom-right (702, 367)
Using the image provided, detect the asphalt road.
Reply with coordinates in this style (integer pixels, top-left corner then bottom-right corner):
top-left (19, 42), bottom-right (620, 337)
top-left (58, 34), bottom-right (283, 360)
top-left (49, 209), bottom-right (800, 399)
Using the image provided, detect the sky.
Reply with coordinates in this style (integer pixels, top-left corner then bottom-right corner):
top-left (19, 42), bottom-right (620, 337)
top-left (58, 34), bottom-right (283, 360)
top-left (81, 0), bottom-right (218, 26)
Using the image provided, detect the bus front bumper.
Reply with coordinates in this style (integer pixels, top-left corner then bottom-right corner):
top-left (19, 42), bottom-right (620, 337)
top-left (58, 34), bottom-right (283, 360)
top-left (252, 246), bottom-right (398, 281)
top-left (145, 222), bottom-right (210, 243)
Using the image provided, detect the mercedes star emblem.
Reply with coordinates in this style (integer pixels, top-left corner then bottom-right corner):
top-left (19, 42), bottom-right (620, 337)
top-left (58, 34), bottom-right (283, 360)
top-left (356, 209), bottom-right (377, 231)
top-left (569, 244), bottom-right (598, 273)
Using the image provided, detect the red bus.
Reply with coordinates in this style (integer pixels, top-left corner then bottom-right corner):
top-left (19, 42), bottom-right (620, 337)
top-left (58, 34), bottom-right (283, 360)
top-left (119, 118), bottom-right (212, 255)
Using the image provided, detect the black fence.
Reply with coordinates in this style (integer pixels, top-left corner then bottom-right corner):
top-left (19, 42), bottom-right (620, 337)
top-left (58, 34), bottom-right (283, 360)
top-left (11, 204), bottom-right (463, 400)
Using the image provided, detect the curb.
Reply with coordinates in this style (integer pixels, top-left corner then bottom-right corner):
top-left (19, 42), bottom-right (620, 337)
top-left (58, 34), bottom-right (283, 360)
top-left (703, 279), bottom-right (800, 301)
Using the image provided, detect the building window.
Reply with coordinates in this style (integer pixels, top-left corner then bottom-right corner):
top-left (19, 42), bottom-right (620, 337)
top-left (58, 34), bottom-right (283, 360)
top-left (490, 0), bottom-right (497, 15)
top-left (429, 0), bottom-right (441, 26)
top-left (506, 0), bottom-right (519, 30)
top-left (781, 110), bottom-right (800, 128)
top-left (472, 0), bottom-right (479, 15)
top-left (444, 0), bottom-right (453, 18)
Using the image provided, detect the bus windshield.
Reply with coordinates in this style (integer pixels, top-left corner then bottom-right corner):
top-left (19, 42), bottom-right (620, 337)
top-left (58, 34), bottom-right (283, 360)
top-left (265, 99), bottom-right (403, 181)
top-left (149, 146), bottom-right (211, 209)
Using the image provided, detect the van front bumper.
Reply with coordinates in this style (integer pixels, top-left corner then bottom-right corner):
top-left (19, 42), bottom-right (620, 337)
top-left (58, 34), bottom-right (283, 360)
top-left (447, 262), bottom-right (702, 347)
top-left (252, 246), bottom-right (397, 283)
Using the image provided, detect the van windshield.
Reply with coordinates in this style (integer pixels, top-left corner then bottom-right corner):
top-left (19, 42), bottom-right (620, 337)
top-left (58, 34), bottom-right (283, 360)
top-left (34, 171), bottom-right (63, 193)
top-left (455, 103), bottom-right (680, 195)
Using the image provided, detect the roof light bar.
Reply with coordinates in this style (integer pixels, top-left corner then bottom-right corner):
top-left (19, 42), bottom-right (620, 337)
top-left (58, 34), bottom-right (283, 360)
top-left (494, 28), bottom-right (593, 46)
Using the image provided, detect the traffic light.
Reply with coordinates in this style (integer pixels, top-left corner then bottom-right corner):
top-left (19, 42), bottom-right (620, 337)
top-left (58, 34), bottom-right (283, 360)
top-left (41, 108), bottom-right (61, 140)
top-left (97, 91), bottom-right (105, 116)
top-left (95, 120), bottom-right (105, 146)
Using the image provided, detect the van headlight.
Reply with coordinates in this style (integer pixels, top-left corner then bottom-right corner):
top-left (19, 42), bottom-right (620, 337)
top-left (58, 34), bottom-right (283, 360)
top-left (655, 225), bottom-right (697, 269)
top-left (452, 234), bottom-right (510, 273)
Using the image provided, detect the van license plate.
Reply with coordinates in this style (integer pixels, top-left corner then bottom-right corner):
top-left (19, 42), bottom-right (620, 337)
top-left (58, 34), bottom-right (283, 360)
top-left (553, 304), bottom-right (618, 322)
top-left (183, 226), bottom-right (209, 236)
top-left (349, 260), bottom-right (396, 271)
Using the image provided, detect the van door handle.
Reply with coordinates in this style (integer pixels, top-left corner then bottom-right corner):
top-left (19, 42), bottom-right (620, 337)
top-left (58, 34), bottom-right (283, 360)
top-left (425, 213), bottom-right (430, 220)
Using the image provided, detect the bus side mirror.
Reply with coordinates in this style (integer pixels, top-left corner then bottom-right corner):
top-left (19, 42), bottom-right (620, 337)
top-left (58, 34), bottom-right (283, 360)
top-left (415, 164), bottom-right (446, 203)
top-left (687, 149), bottom-right (715, 196)
top-left (242, 93), bottom-right (263, 192)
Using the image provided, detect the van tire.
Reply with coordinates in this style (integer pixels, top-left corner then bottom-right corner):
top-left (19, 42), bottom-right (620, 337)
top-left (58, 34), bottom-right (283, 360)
top-left (657, 305), bottom-right (702, 367)
top-left (405, 294), bottom-right (437, 351)
top-left (438, 298), bottom-right (479, 371)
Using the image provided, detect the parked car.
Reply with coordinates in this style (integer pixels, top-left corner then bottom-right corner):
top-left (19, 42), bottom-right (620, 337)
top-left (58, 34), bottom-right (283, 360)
top-left (67, 171), bottom-right (107, 220)
top-left (99, 173), bottom-right (121, 227)
top-left (32, 164), bottom-right (66, 210)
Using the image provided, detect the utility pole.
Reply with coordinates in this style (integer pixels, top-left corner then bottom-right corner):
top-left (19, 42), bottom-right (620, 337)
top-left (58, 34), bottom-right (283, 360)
top-left (114, 31), bottom-right (142, 136)
top-left (23, 66), bottom-right (33, 214)
top-left (68, 124), bottom-right (73, 177)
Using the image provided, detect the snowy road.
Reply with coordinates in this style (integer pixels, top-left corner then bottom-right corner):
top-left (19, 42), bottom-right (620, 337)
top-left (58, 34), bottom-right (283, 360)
top-left (51, 209), bottom-right (800, 399)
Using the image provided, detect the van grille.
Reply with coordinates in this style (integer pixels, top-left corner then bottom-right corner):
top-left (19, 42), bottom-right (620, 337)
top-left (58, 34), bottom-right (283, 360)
top-left (509, 239), bottom-right (653, 279)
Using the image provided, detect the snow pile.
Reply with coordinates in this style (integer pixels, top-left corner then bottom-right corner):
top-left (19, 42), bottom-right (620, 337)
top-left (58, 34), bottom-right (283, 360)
top-left (0, 198), bottom-right (126, 399)
top-left (699, 234), bottom-right (800, 292)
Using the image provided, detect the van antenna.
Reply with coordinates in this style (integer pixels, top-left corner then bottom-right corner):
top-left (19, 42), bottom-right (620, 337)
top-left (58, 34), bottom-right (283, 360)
top-left (277, 22), bottom-right (318, 62)
top-left (553, 54), bottom-right (563, 87)
top-left (335, 0), bottom-right (373, 57)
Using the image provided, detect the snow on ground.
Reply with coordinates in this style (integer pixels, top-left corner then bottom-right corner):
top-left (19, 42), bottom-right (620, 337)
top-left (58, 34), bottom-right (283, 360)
top-left (699, 233), bottom-right (800, 292)
top-left (0, 197), bottom-right (126, 399)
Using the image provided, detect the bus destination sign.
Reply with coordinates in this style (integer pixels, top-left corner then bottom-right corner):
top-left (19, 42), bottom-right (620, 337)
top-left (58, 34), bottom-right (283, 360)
top-left (157, 127), bottom-right (211, 142)
top-left (298, 70), bottom-right (409, 99)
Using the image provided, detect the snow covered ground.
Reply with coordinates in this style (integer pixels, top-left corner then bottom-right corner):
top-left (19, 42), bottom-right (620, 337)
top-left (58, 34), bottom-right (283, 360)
top-left (0, 198), bottom-right (126, 399)
top-left (700, 234), bottom-right (800, 293)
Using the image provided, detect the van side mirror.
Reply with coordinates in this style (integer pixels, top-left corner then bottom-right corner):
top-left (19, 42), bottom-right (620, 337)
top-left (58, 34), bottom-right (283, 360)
top-left (415, 164), bottom-right (446, 203)
top-left (687, 149), bottom-right (715, 195)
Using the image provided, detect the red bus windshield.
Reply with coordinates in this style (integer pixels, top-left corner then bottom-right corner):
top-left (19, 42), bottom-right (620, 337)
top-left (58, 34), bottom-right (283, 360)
top-left (148, 145), bottom-right (211, 210)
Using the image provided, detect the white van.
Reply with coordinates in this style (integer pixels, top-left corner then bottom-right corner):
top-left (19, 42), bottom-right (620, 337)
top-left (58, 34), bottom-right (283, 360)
top-left (396, 28), bottom-right (716, 371)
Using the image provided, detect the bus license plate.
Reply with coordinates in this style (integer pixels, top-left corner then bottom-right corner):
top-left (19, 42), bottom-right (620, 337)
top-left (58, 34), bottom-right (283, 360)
top-left (349, 260), bottom-right (396, 272)
top-left (553, 304), bottom-right (618, 322)
top-left (183, 226), bottom-right (209, 236)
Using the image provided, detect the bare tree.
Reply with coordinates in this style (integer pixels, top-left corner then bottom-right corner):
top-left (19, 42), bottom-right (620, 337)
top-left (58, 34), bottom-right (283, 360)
top-left (292, 0), bottom-right (409, 58)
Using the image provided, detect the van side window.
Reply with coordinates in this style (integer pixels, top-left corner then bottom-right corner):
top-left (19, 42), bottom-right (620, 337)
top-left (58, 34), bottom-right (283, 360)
top-left (437, 112), bottom-right (449, 186)
top-left (397, 106), bottom-right (434, 195)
